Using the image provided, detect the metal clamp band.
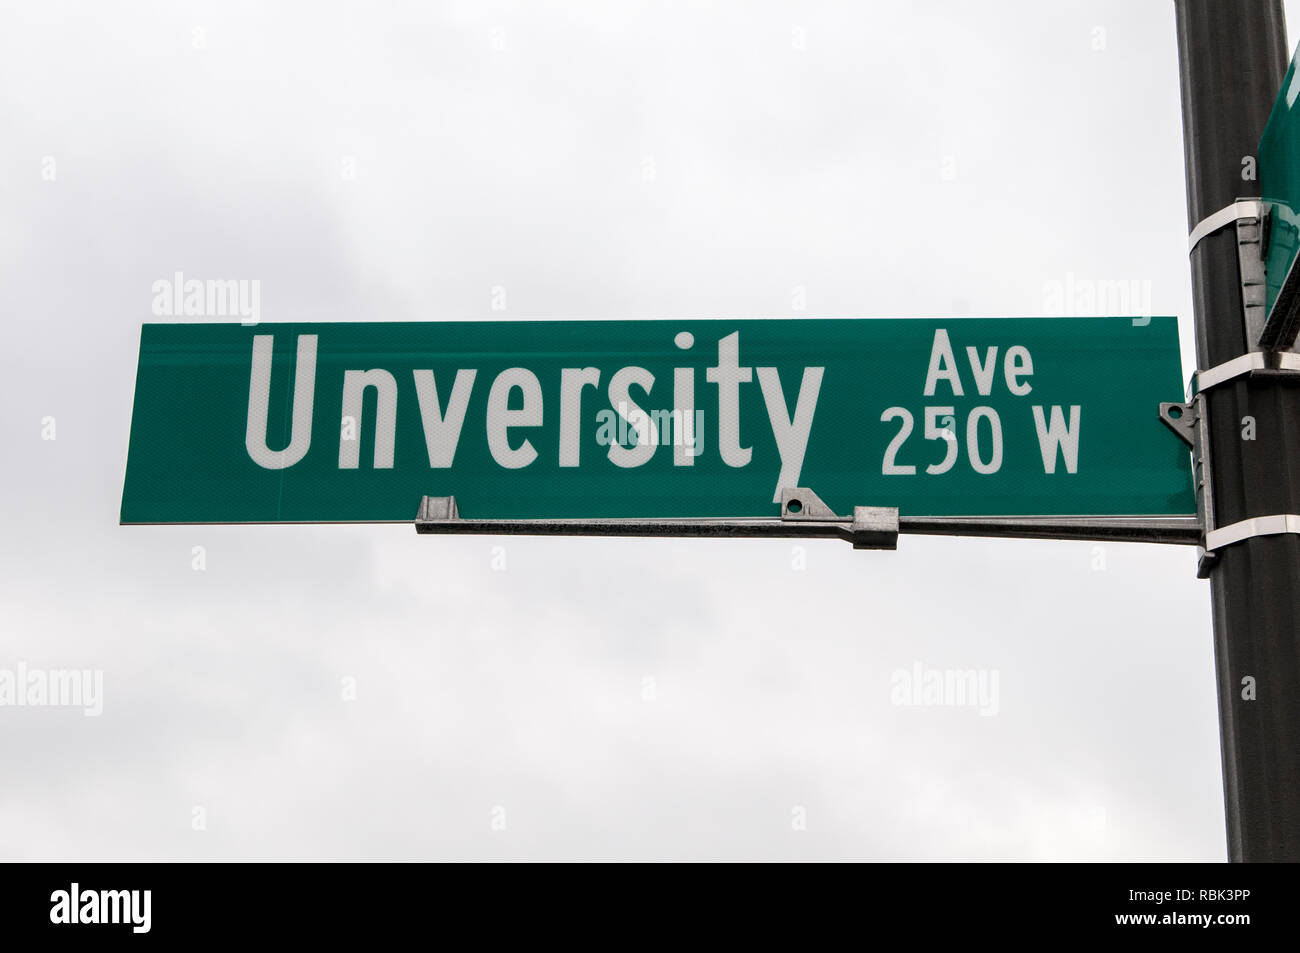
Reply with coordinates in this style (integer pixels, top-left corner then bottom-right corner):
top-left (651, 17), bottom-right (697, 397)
top-left (1193, 351), bottom-right (1300, 393)
top-left (1188, 199), bottom-right (1263, 253)
top-left (1205, 514), bottom-right (1300, 551)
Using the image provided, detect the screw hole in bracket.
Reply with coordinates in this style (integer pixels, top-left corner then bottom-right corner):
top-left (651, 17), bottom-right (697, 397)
top-left (1159, 401), bottom-right (1197, 449)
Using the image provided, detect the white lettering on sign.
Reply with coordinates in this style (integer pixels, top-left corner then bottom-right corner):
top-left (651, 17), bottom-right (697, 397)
top-left (757, 366), bottom-right (824, 503)
top-left (673, 331), bottom-right (697, 467)
top-left (885, 329), bottom-right (1077, 478)
top-left (966, 407), bottom-right (1003, 474)
top-left (606, 365), bottom-right (658, 468)
top-left (924, 406), bottom-right (958, 475)
top-left (880, 408), bottom-right (916, 475)
top-left (486, 368), bottom-right (543, 469)
top-left (242, 332), bottom-right (825, 501)
top-left (340, 368), bottom-right (397, 469)
top-left (413, 368), bottom-right (477, 467)
top-left (558, 367), bottom-right (600, 467)
top-left (707, 331), bottom-right (754, 468)
top-left (923, 328), bottom-right (963, 397)
top-left (965, 346), bottom-right (998, 396)
top-left (246, 334), bottom-right (316, 469)
top-left (1032, 405), bottom-right (1082, 474)
top-left (1004, 345), bottom-right (1033, 395)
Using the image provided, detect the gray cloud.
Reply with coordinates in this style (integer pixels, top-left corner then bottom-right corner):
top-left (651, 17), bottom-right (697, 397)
top-left (1, 0), bottom-right (1276, 860)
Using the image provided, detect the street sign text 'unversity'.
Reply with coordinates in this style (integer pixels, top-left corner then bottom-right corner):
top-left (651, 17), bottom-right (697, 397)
top-left (120, 319), bottom-right (1194, 523)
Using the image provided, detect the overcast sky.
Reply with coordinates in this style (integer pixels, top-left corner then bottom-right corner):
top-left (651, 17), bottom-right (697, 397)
top-left (3, 0), bottom-right (1297, 861)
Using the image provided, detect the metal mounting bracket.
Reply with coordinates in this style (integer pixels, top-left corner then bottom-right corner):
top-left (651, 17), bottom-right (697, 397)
top-left (778, 489), bottom-right (901, 549)
top-left (1160, 395), bottom-right (1234, 577)
top-left (1188, 199), bottom-right (1263, 254)
top-left (1188, 198), bottom-right (1275, 350)
top-left (415, 486), bottom-right (1202, 549)
top-left (1158, 401), bottom-right (1196, 447)
top-left (1176, 389), bottom-right (1300, 561)
top-left (415, 488), bottom-right (902, 549)
top-left (1191, 350), bottom-right (1300, 394)
top-left (1177, 206), bottom-right (1300, 572)
top-left (1235, 201), bottom-right (1269, 346)
top-left (1206, 514), bottom-right (1300, 550)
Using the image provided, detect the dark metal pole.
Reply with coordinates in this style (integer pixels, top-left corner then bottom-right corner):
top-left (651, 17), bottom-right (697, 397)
top-left (1174, 0), bottom-right (1300, 862)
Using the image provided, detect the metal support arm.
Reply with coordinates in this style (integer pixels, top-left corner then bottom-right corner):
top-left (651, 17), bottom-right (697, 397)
top-left (417, 489), bottom-right (900, 549)
top-left (415, 488), bottom-right (1201, 548)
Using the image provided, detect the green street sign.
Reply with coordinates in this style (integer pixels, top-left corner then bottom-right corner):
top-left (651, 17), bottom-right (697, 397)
top-left (1260, 44), bottom-right (1300, 342)
top-left (120, 318), bottom-right (1194, 524)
